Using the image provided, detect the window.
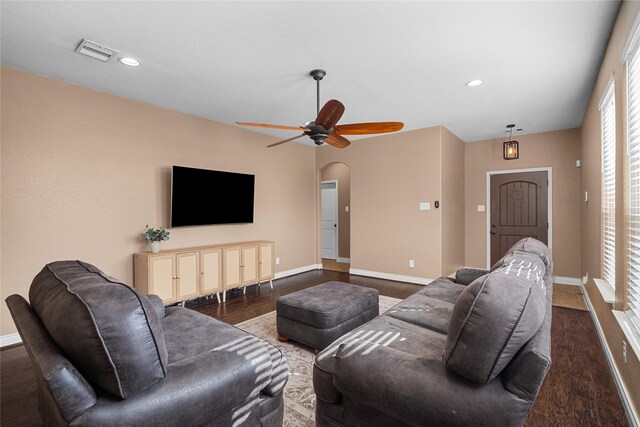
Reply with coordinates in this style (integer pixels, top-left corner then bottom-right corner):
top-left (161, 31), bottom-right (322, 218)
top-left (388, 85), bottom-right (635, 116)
top-left (601, 81), bottom-right (616, 290)
top-left (627, 42), bottom-right (640, 330)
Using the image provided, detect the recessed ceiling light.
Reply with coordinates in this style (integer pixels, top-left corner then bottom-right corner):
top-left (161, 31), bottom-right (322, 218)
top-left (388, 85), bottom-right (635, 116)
top-left (466, 79), bottom-right (483, 87)
top-left (118, 57), bottom-right (141, 67)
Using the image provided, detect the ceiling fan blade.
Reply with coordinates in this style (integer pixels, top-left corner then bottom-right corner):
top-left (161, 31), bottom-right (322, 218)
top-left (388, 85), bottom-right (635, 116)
top-left (325, 133), bottom-right (351, 149)
top-left (315, 99), bottom-right (345, 130)
top-left (267, 133), bottom-right (306, 148)
top-left (236, 122), bottom-right (304, 131)
top-left (334, 122), bottom-right (404, 135)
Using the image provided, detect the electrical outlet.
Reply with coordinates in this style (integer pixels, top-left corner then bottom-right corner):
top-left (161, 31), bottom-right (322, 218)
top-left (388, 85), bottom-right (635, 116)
top-left (623, 340), bottom-right (627, 363)
top-left (275, 257), bottom-right (280, 265)
top-left (409, 259), bottom-right (415, 268)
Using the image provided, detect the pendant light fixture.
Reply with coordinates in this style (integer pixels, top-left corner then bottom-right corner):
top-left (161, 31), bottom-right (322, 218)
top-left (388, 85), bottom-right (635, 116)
top-left (503, 124), bottom-right (519, 160)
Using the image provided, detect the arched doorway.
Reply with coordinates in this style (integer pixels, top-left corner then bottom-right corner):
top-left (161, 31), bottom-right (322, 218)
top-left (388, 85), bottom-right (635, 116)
top-left (319, 162), bottom-right (350, 272)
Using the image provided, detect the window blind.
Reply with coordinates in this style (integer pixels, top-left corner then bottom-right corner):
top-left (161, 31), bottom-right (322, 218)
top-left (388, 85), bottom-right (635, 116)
top-left (627, 43), bottom-right (640, 331)
top-left (601, 82), bottom-right (616, 290)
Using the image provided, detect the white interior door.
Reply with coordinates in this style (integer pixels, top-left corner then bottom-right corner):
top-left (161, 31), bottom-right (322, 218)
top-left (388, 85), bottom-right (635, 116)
top-left (321, 182), bottom-right (338, 260)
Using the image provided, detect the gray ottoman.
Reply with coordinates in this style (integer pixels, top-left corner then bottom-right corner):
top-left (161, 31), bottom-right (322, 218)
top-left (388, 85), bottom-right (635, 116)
top-left (276, 281), bottom-right (379, 351)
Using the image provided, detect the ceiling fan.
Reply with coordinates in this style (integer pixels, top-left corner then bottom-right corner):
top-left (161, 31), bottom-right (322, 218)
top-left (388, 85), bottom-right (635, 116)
top-left (236, 69), bottom-right (404, 148)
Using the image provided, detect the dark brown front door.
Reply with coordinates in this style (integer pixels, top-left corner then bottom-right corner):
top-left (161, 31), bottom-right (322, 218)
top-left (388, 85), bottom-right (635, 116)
top-left (490, 171), bottom-right (548, 265)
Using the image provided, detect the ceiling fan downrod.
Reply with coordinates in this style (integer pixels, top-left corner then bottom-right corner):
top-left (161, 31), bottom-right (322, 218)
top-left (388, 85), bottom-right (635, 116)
top-left (310, 69), bottom-right (326, 116)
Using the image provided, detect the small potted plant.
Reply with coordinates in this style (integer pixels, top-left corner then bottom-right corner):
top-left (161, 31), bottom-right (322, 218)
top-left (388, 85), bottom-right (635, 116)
top-left (142, 225), bottom-right (170, 253)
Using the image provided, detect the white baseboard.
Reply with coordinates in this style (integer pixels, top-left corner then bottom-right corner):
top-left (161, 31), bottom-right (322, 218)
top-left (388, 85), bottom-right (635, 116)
top-left (553, 275), bottom-right (583, 286)
top-left (337, 257), bottom-right (351, 263)
top-left (582, 287), bottom-right (640, 427)
top-left (349, 268), bottom-right (433, 286)
top-left (274, 264), bottom-right (321, 280)
top-left (0, 332), bottom-right (22, 348)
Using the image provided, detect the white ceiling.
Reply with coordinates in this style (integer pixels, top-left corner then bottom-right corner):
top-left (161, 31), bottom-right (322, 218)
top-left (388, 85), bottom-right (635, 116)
top-left (0, 1), bottom-right (620, 144)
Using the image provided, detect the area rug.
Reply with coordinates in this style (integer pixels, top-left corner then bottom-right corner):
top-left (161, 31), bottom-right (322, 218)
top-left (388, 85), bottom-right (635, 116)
top-left (234, 295), bottom-right (401, 427)
top-left (551, 284), bottom-right (588, 311)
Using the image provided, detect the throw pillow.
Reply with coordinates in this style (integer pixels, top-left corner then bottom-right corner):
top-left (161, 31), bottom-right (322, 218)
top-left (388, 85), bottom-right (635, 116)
top-left (443, 252), bottom-right (547, 384)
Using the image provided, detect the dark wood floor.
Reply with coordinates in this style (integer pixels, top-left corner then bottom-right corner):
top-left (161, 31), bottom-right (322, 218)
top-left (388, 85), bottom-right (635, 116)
top-left (525, 306), bottom-right (629, 427)
top-left (188, 269), bottom-right (419, 324)
top-left (0, 270), bottom-right (630, 426)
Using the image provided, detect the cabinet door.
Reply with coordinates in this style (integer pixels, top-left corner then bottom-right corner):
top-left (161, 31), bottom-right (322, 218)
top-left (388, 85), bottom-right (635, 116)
top-left (241, 244), bottom-right (259, 285)
top-left (149, 254), bottom-right (176, 303)
top-left (223, 246), bottom-right (242, 290)
top-left (200, 248), bottom-right (222, 294)
top-left (176, 252), bottom-right (199, 300)
top-left (258, 242), bottom-right (275, 281)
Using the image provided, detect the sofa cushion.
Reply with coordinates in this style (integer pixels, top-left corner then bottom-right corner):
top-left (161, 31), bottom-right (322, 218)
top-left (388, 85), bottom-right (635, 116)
top-left (416, 277), bottom-right (467, 303)
top-left (29, 261), bottom-right (168, 399)
top-left (385, 294), bottom-right (453, 335)
top-left (443, 252), bottom-right (547, 384)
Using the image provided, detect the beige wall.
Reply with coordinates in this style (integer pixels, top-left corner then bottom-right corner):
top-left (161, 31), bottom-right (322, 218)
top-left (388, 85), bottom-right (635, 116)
top-left (440, 127), bottom-right (466, 275)
top-left (317, 126), bottom-right (465, 280)
top-left (580, 0), bottom-right (640, 414)
top-left (0, 66), bottom-right (318, 335)
top-left (464, 128), bottom-right (582, 277)
top-left (320, 163), bottom-right (350, 259)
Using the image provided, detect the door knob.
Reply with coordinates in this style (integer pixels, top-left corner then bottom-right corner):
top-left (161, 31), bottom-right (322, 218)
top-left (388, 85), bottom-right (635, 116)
top-left (490, 231), bottom-right (496, 235)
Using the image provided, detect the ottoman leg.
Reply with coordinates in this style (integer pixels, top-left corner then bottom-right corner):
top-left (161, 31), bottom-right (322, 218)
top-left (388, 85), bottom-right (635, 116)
top-left (277, 334), bottom-right (289, 343)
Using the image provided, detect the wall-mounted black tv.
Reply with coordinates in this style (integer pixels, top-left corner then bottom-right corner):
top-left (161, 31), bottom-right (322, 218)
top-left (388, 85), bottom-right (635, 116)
top-left (171, 166), bottom-right (255, 227)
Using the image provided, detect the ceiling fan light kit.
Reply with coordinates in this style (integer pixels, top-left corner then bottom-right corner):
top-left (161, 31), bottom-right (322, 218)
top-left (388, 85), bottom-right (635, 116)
top-left (236, 69), bottom-right (404, 149)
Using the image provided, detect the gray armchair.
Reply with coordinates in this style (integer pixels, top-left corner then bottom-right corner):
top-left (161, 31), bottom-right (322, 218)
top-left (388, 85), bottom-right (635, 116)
top-left (6, 260), bottom-right (288, 426)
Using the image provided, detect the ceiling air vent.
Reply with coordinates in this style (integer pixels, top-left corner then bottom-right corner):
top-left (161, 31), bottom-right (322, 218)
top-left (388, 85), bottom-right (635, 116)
top-left (75, 39), bottom-right (118, 62)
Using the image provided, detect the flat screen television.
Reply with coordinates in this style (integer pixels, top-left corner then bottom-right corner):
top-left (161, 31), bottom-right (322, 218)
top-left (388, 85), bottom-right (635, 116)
top-left (171, 166), bottom-right (255, 227)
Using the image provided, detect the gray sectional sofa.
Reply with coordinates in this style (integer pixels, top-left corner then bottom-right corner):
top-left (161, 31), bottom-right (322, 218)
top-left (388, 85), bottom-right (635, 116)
top-left (6, 260), bottom-right (288, 426)
top-left (314, 238), bottom-right (553, 426)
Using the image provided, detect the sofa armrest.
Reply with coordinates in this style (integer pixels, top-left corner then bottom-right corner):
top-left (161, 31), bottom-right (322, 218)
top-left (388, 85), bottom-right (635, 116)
top-left (454, 268), bottom-right (488, 285)
top-left (146, 294), bottom-right (166, 319)
top-left (502, 350), bottom-right (551, 401)
top-left (261, 346), bottom-right (289, 397)
top-left (332, 343), bottom-right (530, 426)
top-left (6, 295), bottom-right (97, 423)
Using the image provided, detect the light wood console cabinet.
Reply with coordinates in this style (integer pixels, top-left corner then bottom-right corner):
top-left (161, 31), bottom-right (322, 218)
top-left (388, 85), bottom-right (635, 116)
top-left (134, 240), bottom-right (275, 305)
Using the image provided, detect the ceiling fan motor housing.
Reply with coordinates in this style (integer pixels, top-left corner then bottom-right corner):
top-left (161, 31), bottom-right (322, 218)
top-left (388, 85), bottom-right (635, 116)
top-left (305, 121), bottom-right (330, 145)
top-left (310, 134), bottom-right (328, 145)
